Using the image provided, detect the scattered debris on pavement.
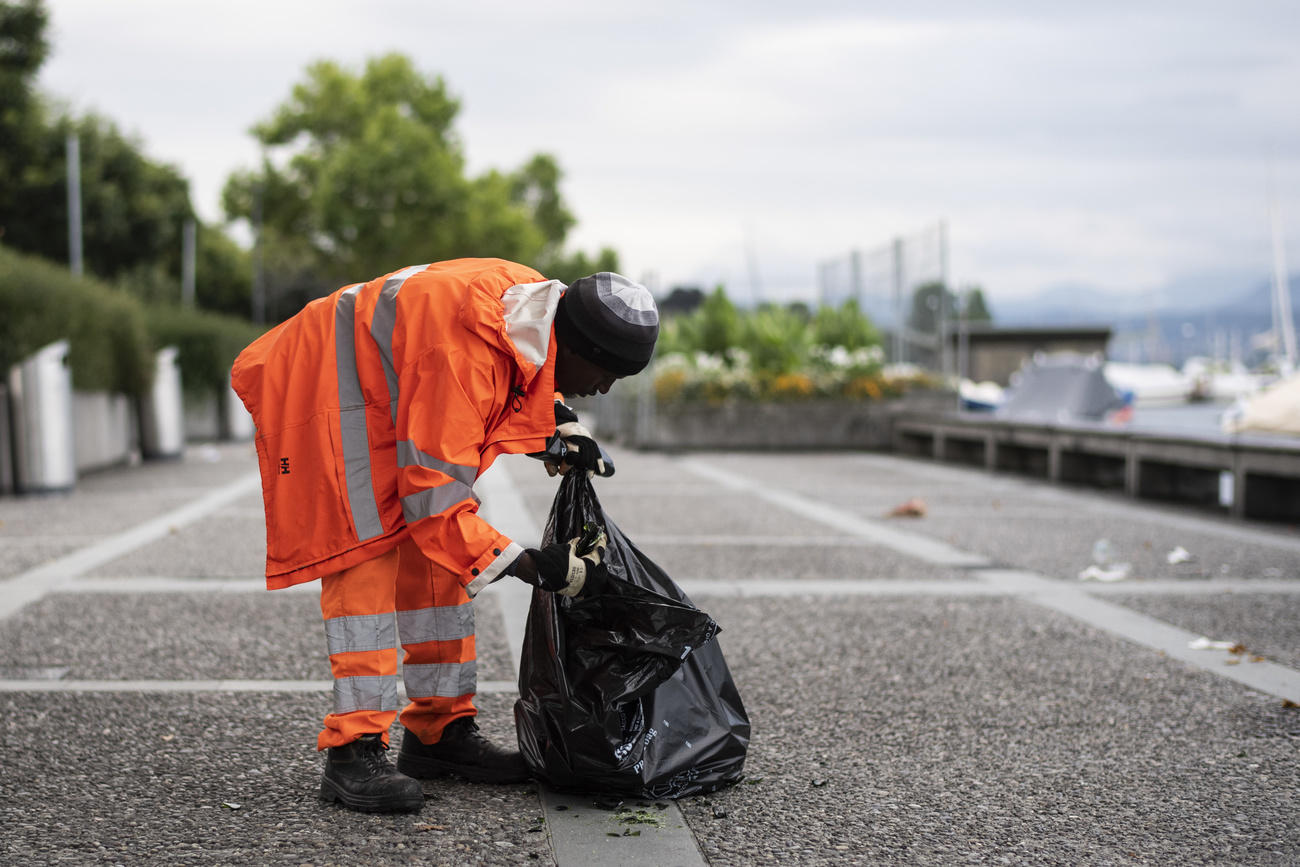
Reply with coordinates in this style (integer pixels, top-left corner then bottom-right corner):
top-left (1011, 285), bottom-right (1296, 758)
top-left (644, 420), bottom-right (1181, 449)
top-left (1188, 637), bottom-right (1243, 652)
top-left (1166, 546), bottom-right (1194, 564)
top-left (1080, 538), bottom-right (1132, 581)
top-left (886, 498), bottom-right (927, 518)
top-left (1078, 563), bottom-right (1132, 582)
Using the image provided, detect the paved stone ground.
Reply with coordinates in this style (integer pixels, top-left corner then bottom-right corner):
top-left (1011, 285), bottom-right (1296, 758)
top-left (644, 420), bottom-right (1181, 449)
top-left (1, 441), bottom-right (1297, 865)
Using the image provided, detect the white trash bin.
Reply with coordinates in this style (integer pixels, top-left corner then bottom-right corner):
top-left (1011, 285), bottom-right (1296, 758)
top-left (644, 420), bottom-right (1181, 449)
top-left (8, 340), bottom-right (77, 493)
top-left (140, 346), bottom-right (185, 459)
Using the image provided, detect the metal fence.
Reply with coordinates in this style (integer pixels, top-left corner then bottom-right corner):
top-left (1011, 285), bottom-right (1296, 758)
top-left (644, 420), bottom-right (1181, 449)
top-left (816, 221), bottom-right (952, 372)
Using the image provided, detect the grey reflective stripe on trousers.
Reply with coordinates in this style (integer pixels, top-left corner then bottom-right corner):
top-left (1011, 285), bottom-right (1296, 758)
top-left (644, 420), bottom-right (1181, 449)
top-left (324, 612), bottom-right (398, 656)
top-left (396, 603), bottom-right (475, 645)
top-left (333, 675), bottom-right (400, 714)
top-left (370, 265), bottom-right (428, 424)
top-left (403, 660), bottom-right (477, 699)
top-left (335, 285), bottom-right (385, 541)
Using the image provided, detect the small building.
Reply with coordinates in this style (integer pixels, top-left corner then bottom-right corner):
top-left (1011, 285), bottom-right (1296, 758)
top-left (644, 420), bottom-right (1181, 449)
top-left (948, 324), bottom-right (1113, 385)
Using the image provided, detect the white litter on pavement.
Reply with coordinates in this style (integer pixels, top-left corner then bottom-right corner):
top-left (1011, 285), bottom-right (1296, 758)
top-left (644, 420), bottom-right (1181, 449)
top-left (1078, 563), bottom-right (1132, 582)
top-left (1166, 546), bottom-right (1194, 564)
top-left (1188, 637), bottom-right (1238, 651)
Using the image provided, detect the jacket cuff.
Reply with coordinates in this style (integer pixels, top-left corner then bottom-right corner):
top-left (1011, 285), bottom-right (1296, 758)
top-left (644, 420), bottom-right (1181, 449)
top-left (465, 540), bottom-right (525, 597)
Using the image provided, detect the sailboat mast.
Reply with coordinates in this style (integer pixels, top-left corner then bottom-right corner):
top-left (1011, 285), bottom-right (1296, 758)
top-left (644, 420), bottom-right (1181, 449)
top-left (1271, 199), bottom-right (1297, 370)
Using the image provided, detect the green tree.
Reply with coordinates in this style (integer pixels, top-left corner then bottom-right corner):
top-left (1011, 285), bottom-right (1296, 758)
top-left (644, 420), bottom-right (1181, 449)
top-left (811, 297), bottom-right (880, 350)
top-left (963, 286), bottom-right (993, 323)
top-left (908, 282), bottom-right (994, 334)
top-left (0, 0), bottom-right (49, 240)
top-left (907, 281), bottom-right (954, 335)
top-left (224, 53), bottom-right (605, 307)
top-left (743, 304), bottom-right (810, 376)
top-left (0, 0), bottom-right (251, 312)
top-left (8, 110), bottom-right (191, 277)
top-left (694, 286), bottom-right (742, 357)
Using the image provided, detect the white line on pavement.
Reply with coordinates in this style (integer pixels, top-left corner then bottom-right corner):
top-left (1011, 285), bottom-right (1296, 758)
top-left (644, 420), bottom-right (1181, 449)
top-left (0, 472), bottom-right (262, 621)
top-left (680, 458), bottom-right (1300, 705)
top-left (975, 569), bottom-right (1300, 704)
top-left (680, 458), bottom-right (991, 568)
top-left (52, 577), bottom-right (316, 593)
top-left (49, 575), bottom-right (1300, 598)
top-left (679, 578), bottom-right (1003, 597)
top-left (477, 457), bottom-right (708, 867)
top-left (851, 452), bottom-right (1300, 554)
top-left (475, 458), bottom-right (542, 670)
top-left (0, 679), bottom-right (519, 694)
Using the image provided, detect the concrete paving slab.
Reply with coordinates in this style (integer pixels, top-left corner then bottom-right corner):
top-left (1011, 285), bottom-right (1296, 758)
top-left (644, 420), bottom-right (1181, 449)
top-left (678, 593), bottom-right (1300, 865)
top-left (4, 442), bottom-right (1299, 865)
top-left (81, 499), bottom-right (269, 579)
top-left (0, 691), bottom-right (547, 866)
top-left (630, 541), bottom-right (975, 584)
top-left (695, 451), bottom-right (1300, 582)
top-left (0, 588), bottom-right (516, 685)
top-left (83, 505), bottom-right (268, 578)
top-left (524, 487), bottom-right (844, 541)
top-left (0, 444), bottom-right (260, 583)
top-left (1109, 592), bottom-right (1300, 672)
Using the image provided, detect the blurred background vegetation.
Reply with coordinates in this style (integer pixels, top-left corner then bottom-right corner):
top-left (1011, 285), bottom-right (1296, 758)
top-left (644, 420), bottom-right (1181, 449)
top-left (0, 0), bottom-right (953, 403)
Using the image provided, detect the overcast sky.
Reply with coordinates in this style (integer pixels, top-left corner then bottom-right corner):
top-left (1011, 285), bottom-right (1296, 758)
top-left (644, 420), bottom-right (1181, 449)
top-left (35, 0), bottom-right (1300, 307)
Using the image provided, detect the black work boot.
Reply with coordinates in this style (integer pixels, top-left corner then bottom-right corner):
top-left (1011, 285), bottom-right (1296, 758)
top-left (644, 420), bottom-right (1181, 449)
top-left (397, 717), bottom-right (529, 783)
top-left (320, 734), bottom-right (424, 813)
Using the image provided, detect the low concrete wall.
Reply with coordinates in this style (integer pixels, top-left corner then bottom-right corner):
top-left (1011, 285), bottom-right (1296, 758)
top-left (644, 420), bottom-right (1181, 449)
top-left (893, 411), bottom-right (1300, 522)
top-left (576, 389), bottom-right (959, 451)
top-left (182, 387), bottom-right (254, 443)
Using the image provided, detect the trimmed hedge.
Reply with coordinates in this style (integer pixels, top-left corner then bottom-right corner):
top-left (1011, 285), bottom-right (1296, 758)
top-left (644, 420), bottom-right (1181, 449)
top-left (145, 305), bottom-right (266, 397)
top-left (0, 244), bottom-right (266, 399)
top-left (0, 244), bottom-right (153, 396)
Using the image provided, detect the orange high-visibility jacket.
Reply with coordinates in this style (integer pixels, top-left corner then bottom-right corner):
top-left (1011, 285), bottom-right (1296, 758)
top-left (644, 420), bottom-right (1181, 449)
top-left (232, 259), bottom-right (561, 593)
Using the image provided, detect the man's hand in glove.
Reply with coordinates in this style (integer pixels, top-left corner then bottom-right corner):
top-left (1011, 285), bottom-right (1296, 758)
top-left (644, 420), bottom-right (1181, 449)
top-left (530, 401), bottom-right (615, 478)
top-left (515, 529), bottom-right (608, 597)
top-left (552, 420), bottom-right (607, 477)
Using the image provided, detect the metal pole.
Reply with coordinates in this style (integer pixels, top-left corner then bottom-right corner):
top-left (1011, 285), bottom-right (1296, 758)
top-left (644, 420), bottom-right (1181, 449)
top-left (66, 134), bottom-right (83, 276)
top-left (252, 180), bottom-right (266, 324)
top-left (958, 287), bottom-right (970, 382)
top-left (938, 220), bottom-right (951, 379)
top-left (1270, 199), bottom-right (1297, 370)
top-left (181, 219), bottom-right (197, 307)
top-left (892, 236), bottom-right (905, 364)
top-left (850, 249), bottom-right (863, 307)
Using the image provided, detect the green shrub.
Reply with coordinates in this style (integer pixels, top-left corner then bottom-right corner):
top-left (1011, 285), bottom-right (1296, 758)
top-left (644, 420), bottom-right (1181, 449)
top-left (0, 244), bottom-right (153, 396)
top-left (0, 244), bottom-right (266, 400)
top-left (145, 305), bottom-right (266, 397)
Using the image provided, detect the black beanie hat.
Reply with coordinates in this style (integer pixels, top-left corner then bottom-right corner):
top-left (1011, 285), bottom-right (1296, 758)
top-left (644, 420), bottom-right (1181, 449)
top-left (554, 272), bottom-right (659, 376)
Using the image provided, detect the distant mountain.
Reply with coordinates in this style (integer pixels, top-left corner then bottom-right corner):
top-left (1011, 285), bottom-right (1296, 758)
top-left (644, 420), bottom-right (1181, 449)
top-left (990, 271), bottom-right (1299, 365)
top-left (993, 268), bottom-right (1271, 326)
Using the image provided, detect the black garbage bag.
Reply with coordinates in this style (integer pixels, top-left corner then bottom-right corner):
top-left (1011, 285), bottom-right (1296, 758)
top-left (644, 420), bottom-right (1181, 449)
top-left (514, 471), bottom-right (750, 798)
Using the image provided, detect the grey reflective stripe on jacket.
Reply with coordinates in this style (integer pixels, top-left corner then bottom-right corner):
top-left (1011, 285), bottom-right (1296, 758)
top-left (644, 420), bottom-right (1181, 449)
top-left (334, 285), bottom-right (385, 541)
top-left (465, 542), bottom-right (525, 598)
top-left (371, 265), bottom-right (428, 423)
top-left (396, 440), bottom-right (479, 522)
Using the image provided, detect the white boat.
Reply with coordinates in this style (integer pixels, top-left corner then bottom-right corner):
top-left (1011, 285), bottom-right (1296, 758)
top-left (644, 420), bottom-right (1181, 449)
top-left (1181, 356), bottom-right (1267, 402)
top-left (1221, 371), bottom-right (1300, 436)
top-left (1103, 362), bottom-right (1194, 406)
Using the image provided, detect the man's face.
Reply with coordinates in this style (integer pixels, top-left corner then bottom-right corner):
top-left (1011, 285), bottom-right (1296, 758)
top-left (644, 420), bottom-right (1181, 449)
top-left (555, 345), bottom-right (621, 397)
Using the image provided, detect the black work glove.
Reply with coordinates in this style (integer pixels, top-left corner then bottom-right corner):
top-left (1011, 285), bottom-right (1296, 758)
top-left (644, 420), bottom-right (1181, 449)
top-left (541, 401), bottom-right (614, 478)
top-left (520, 529), bottom-right (608, 597)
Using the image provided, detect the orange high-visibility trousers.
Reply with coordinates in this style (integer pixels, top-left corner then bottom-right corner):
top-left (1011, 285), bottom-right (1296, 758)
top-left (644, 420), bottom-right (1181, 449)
top-left (318, 536), bottom-right (478, 750)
